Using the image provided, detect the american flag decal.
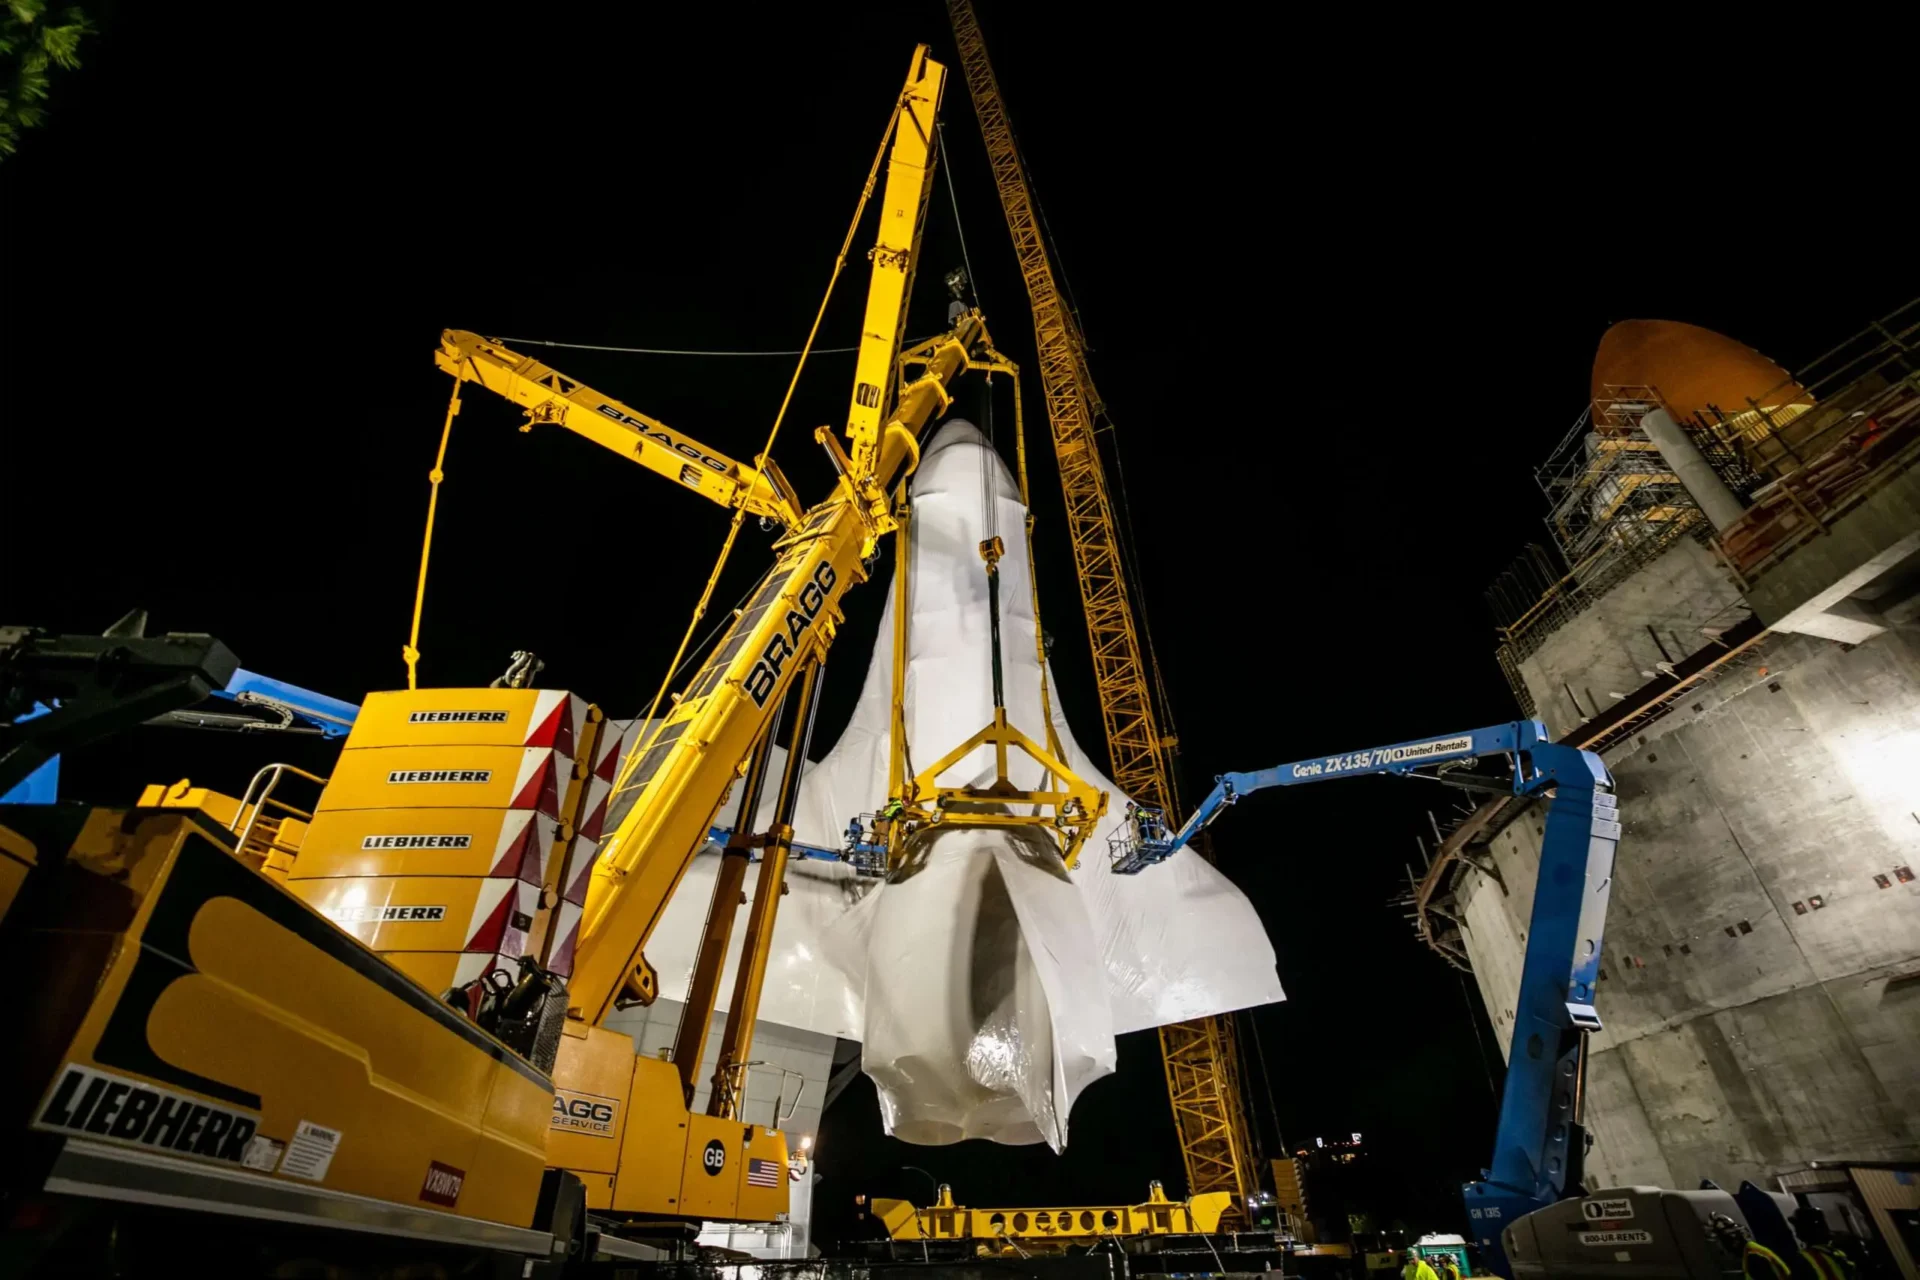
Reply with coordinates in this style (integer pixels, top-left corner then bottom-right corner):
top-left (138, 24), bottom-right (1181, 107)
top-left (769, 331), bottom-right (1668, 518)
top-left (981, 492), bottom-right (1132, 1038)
top-left (746, 1157), bottom-right (780, 1188)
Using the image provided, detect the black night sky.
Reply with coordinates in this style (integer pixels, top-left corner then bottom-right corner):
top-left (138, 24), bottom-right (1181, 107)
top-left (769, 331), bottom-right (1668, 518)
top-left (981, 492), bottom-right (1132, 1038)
top-left (3, 1), bottom-right (1909, 1245)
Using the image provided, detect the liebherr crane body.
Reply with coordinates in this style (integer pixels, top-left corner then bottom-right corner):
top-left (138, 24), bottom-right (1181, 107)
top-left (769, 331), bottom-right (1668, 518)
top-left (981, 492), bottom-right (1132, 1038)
top-left (1112, 721), bottom-right (1619, 1278)
top-left (945, 0), bottom-right (1260, 1218)
top-left (317, 41), bottom-right (980, 1222)
top-left (4, 45), bottom-right (989, 1273)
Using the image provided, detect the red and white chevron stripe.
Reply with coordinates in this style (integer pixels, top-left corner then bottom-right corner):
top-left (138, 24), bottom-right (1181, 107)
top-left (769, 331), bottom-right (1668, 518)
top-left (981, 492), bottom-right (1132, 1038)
top-left (562, 834), bottom-right (603, 907)
top-left (544, 900), bottom-right (585, 977)
top-left (462, 878), bottom-right (541, 957)
top-left (448, 949), bottom-right (524, 990)
top-left (575, 717), bottom-right (637, 842)
top-left (507, 747), bottom-right (567, 819)
top-left (522, 690), bottom-right (588, 758)
top-left (486, 810), bottom-right (556, 885)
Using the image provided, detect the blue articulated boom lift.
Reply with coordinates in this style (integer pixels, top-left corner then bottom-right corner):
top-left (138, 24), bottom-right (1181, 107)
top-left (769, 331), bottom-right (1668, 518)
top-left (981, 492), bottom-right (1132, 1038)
top-left (1110, 720), bottom-right (1619, 1278)
top-left (1, 620), bottom-right (361, 805)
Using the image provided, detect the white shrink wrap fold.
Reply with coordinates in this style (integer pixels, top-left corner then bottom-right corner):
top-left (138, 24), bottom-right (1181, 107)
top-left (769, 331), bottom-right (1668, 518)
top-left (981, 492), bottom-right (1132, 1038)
top-left (858, 825), bottom-right (1113, 1151)
top-left (631, 419), bottom-right (1281, 1149)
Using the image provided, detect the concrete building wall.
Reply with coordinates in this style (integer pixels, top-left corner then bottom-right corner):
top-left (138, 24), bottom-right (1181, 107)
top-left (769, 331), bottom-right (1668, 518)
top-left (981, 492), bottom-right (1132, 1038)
top-left (1459, 589), bottom-right (1920, 1189)
top-left (1516, 538), bottom-right (1746, 738)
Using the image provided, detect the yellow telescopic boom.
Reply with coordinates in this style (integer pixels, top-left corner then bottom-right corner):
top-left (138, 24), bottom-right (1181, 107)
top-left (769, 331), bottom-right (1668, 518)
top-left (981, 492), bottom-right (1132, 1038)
top-left (434, 330), bottom-right (805, 528)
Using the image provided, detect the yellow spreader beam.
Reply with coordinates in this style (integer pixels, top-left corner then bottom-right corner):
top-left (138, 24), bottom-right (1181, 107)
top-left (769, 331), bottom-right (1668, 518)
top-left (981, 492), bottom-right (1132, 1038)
top-left (875, 1181), bottom-right (1231, 1251)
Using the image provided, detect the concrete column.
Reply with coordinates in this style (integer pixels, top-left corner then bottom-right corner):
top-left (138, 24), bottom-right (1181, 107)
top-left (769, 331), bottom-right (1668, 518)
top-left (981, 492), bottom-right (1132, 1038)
top-left (1640, 407), bottom-right (1746, 531)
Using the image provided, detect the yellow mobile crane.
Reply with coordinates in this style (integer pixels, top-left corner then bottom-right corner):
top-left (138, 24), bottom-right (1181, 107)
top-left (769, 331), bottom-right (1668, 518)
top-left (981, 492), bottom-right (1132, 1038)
top-left (3, 45), bottom-right (995, 1274)
top-left (945, 0), bottom-right (1262, 1222)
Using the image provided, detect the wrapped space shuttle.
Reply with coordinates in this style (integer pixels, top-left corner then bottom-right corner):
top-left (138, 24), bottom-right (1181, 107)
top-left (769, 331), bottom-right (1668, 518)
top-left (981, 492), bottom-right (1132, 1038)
top-left (643, 421), bottom-right (1282, 1150)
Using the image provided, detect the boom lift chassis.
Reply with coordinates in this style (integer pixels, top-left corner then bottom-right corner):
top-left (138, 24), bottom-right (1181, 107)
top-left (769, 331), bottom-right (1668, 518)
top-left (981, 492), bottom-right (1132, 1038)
top-left (1111, 720), bottom-right (1617, 1277)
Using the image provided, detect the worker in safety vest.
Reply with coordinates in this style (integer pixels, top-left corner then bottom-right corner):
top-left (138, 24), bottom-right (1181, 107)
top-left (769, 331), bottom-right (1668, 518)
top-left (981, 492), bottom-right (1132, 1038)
top-left (866, 798), bottom-right (899, 846)
top-left (1743, 1238), bottom-right (1794, 1280)
top-left (1401, 1251), bottom-right (1439, 1280)
top-left (1792, 1206), bottom-right (1858, 1280)
top-left (1436, 1254), bottom-right (1464, 1280)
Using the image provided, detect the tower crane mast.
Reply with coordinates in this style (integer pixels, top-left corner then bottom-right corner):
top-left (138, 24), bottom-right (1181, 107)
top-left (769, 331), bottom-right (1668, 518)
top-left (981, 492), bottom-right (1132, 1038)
top-left (945, 0), bottom-right (1260, 1221)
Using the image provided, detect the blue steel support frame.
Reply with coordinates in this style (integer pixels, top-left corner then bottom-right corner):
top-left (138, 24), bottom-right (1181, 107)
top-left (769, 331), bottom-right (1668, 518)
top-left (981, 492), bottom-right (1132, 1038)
top-left (0, 704), bottom-right (59, 804)
top-left (3, 672), bottom-right (360, 806)
top-left (1118, 720), bottom-right (1617, 1277)
top-left (217, 669), bottom-right (362, 739)
top-left (706, 826), bottom-right (884, 874)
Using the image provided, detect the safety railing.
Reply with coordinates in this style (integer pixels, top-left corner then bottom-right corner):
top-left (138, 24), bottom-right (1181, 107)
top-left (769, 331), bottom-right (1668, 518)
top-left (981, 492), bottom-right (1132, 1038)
top-left (230, 763), bottom-right (328, 869)
top-left (1486, 513), bottom-right (1708, 714)
top-left (1711, 369), bottom-right (1920, 586)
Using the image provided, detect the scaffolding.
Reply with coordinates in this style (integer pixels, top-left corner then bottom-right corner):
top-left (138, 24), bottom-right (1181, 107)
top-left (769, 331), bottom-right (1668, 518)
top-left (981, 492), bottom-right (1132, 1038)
top-left (1484, 296), bottom-right (1919, 727)
top-left (1712, 296), bottom-right (1918, 483)
top-left (1484, 389), bottom-right (1710, 713)
top-left (1539, 386), bottom-right (1701, 582)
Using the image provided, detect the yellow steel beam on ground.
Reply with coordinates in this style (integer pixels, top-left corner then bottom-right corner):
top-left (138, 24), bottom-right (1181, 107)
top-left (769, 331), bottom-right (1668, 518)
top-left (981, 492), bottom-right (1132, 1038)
top-left (875, 1182), bottom-right (1232, 1245)
top-left (947, 0), bottom-right (1258, 1220)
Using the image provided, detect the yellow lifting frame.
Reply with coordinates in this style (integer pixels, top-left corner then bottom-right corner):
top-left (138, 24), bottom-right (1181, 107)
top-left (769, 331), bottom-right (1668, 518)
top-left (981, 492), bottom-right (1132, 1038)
top-left (880, 339), bottom-right (1103, 869)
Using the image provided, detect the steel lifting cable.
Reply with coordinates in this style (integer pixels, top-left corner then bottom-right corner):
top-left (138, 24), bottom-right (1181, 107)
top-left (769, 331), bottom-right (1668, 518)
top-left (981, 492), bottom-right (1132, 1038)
top-left (980, 366), bottom-right (998, 545)
top-left (938, 122), bottom-right (996, 545)
top-left (493, 336), bottom-right (862, 357)
top-left (1245, 1008), bottom-right (1286, 1159)
top-left (616, 92), bottom-right (910, 794)
top-left (659, 575), bottom-right (763, 693)
top-left (937, 122), bottom-right (979, 314)
top-left (488, 334), bottom-right (953, 359)
top-left (404, 380), bottom-right (463, 689)
top-left (1091, 388), bottom-right (1191, 818)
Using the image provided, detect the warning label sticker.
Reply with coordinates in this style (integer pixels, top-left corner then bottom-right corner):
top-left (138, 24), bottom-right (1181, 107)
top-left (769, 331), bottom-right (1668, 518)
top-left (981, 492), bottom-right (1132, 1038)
top-left (241, 1134), bottom-right (285, 1172)
top-left (280, 1119), bottom-right (341, 1182)
top-left (1579, 1230), bottom-right (1652, 1247)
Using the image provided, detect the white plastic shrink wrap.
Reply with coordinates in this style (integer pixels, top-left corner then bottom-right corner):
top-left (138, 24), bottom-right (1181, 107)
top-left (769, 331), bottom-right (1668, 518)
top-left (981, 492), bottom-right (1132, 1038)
top-left (638, 421), bottom-right (1282, 1147)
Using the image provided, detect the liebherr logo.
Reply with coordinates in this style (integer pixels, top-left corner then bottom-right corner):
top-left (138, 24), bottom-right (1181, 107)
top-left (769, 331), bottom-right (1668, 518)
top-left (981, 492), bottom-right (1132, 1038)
top-left (360, 834), bottom-right (472, 850)
top-left (743, 562), bottom-right (837, 708)
top-left (35, 1064), bottom-right (258, 1165)
top-left (407, 710), bottom-right (508, 723)
top-left (322, 904), bottom-right (447, 924)
top-left (387, 770), bottom-right (491, 784)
